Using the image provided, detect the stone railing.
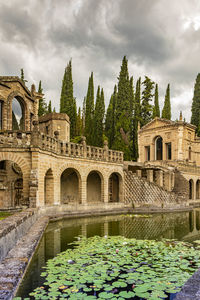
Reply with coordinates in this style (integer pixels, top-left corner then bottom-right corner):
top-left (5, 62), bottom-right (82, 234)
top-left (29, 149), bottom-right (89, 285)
top-left (0, 128), bottom-right (124, 163)
top-left (0, 131), bottom-right (31, 147)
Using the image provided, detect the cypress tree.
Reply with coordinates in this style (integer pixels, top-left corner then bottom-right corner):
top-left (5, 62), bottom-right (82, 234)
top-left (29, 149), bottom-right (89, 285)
top-left (38, 81), bottom-right (47, 117)
top-left (191, 74), bottom-right (200, 135)
top-left (132, 77), bottom-right (141, 161)
top-left (76, 107), bottom-right (82, 137)
top-left (152, 84), bottom-right (160, 118)
top-left (93, 86), bottom-right (105, 147)
top-left (59, 60), bottom-right (77, 138)
top-left (162, 84), bottom-right (171, 120)
top-left (48, 101), bottom-right (52, 113)
top-left (53, 107), bottom-right (56, 113)
top-left (105, 85), bottom-right (117, 148)
top-left (85, 72), bottom-right (94, 144)
top-left (141, 76), bottom-right (154, 127)
top-left (113, 56), bottom-right (132, 160)
top-left (20, 68), bottom-right (27, 84)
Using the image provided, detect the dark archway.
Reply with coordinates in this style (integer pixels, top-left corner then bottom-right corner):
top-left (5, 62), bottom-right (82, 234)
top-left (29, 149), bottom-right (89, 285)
top-left (155, 136), bottom-right (163, 160)
top-left (12, 97), bottom-right (25, 130)
top-left (0, 160), bottom-right (23, 208)
top-left (109, 173), bottom-right (122, 202)
top-left (87, 171), bottom-right (102, 203)
top-left (44, 169), bottom-right (54, 205)
top-left (196, 180), bottom-right (200, 200)
top-left (61, 168), bottom-right (80, 204)
top-left (189, 179), bottom-right (194, 200)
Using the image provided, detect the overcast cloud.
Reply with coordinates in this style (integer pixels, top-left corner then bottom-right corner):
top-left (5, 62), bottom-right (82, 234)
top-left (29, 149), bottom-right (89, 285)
top-left (1, 0), bottom-right (200, 121)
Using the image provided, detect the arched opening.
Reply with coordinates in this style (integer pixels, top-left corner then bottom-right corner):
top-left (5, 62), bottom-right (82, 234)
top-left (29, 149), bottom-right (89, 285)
top-left (189, 147), bottom-right (192, 161)
top-left (12, 97), bottom-right (25, 130)
top-left (44, 169), bottom-right (54, 205)
top-left (61, 168), bottom-right (80, 204)
top-left (155, 136), bottom-right (163, 160)
top-left (196, 211), bottom-right (200, 231)
top-left (196, 180), bottom-right (200, 200)
top-left (0, 160), bottom-right (23, 208)
top-left (189, 179), bottom-right (194, 200)
top-left (109, 173), bottom-right (122, 202)
top-left (87, 171), bottom-right (102, 203)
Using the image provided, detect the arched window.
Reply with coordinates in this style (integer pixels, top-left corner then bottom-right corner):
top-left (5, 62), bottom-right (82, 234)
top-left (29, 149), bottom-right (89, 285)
top-left (189, 179), bottom-right (194, 200)
top-left (12, 97), bottom-right (24, 130)
top-left (155, 136), bottom-right (163, 160)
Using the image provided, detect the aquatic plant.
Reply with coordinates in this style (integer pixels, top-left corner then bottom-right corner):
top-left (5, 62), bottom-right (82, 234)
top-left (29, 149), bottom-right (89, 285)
top-left (26, 236), bottom-right (200, 299)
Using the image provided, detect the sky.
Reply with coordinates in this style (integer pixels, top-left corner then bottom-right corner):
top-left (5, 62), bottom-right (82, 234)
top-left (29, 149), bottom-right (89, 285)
top-left (1, 0), bottom-right (200, 121)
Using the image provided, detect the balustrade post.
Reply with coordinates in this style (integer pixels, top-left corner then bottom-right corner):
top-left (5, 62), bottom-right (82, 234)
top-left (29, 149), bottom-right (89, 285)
top-left (81, 136), bottom-right (87, 158)
top-left (104, 140), bottom-right (109, 161)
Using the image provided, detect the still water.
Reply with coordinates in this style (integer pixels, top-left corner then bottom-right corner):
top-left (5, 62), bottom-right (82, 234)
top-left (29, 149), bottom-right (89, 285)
top-left (17, 209), bottom-right (200, 298)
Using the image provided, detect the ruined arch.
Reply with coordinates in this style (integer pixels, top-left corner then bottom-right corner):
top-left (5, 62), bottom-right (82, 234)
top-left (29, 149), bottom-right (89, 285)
top-left (7, 91), bottom-right (28, 131)
top-left (87, 170), bottom-right (103, 203)
top-left (61, 168), bottom-right (81, 204)
top-left (154, 136), bottom-right (163, 160)
top-left (189, 179), bottom-right (194, 200)
top-left (12, 97), bottom-right (25, 130)
top-left (108, 172), bottom-right (123, 202)
top-left (44, 168), bottom-right (54, 205)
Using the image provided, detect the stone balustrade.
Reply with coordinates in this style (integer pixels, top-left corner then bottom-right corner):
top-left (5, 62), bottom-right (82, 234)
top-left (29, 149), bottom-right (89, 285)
top-left (0, 130), bottom-right (124, 163)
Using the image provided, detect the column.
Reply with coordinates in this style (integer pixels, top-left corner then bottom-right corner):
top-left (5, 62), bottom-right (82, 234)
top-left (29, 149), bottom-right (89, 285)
top-left (157, 170), bottom-right (163, 187)
top-left (81, 177), bottom-right (87, 205)
top-left (147, 169), bottom-right (153, 183)
top-left (103, 177), bottom-right (109, 203)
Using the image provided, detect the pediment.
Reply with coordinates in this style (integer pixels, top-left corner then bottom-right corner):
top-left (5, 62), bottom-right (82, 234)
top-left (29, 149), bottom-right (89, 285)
top-left (140, 118), bottom-right (175, 131)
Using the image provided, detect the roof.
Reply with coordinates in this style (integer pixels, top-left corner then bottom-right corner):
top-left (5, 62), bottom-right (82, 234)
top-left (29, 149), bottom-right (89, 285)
top-left (139, 117), bottom-right (196, 132)
top-left (39, 112), bottom-right (70, 123)
top-left (0, 76), bottom-right (31, 96)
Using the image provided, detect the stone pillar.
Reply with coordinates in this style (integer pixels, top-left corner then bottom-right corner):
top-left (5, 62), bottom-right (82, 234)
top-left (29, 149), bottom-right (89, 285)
top-left (177, 125), bottom-right (184, 160)
top-left (31, 121), bottom-right (41, 147)
top-left (81, 177), bottom-right (87, 204)
top-left (81, 136), bottom-right (87, 158)
top-left (164, 172), bottom-right (172, 191)
top-left (104, 141), bottom-right (109, 161)
top-left (136, 169), bottom-right (142, 177)
top-left (147, 169), bottom-right (154, 183)
top-left (157, 170), bottom-right (163, 187)
top-left (104, 177), bottom-right (109, 203)
top-left (29, 169), bottom-right (38, 208)
top-left (194, 180), bottom-right (197, 200)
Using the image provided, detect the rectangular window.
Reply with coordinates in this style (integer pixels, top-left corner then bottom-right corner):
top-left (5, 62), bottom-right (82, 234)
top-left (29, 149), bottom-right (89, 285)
top-left (0, 101), bottom-right (2, 130)
top-left (166, 143), bottom-right (172, 160)
top-left (145, 146), bottom-right (150, 161)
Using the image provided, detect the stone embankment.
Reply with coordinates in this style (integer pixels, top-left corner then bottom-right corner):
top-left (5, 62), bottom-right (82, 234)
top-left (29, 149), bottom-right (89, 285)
top-left (0, 213), bottom-right (49, 300)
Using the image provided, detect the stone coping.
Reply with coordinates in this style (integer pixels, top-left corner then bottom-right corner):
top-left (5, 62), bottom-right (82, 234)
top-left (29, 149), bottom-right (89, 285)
top-left (175, 270), bottom-right (200, 300)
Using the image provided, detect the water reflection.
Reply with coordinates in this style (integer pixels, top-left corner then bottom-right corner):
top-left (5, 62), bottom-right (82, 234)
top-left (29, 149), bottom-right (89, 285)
top-left (17, 209), bottom-right (200, 298)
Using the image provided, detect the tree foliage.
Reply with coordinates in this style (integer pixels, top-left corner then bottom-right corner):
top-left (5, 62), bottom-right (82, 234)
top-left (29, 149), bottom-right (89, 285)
top-left (60, 60), bottom-right (77, 138)
top-left (48, 101), bottom-right (52, 113)
top-left (105, 85), bottom-right (117, 149)
top-left (152, 84), bottom-right (160, 118)
top-left (85, 72), bottom-right (94, 145)
top-left (162, 84), bottom-right (171, 120)
top-left (92, 87), bottom-right (105, 147)
top-left (141, 76), bottom-right (154, 127)
top-left (38, 81), bottom-right (47, 117)
top-left (191, 74), bottom-right (200, 135)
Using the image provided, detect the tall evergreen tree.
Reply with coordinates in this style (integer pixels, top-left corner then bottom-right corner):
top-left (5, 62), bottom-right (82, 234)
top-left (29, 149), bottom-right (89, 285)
top-left (191, 74), bottom-right (200, 135)
top-left (105, 85), bottom-right (117, 148)
top-left (92, 86), bottom-right (105, 147)
top-left (20, 69), bottom-right (27, 84)
top-left (76, 107), bottom-right (82, 136)
top-left (152, 84), bottom-right (160, 118)
top-left (132, 77), bottom-right (141, 161)
top-left (113, 56), bottom-right (132, 160)
top-left (48, 101), bottom-right (52, 113)
top-left (162, 84), bottom-right (171, 120)
top-left (85, 72), bottom-right (94, 144)
top-left (59, 60), bottom-right (77, 138)
top-left (38, 81), bottom-right (47, 117)
top-left (141, 76), bottom-right (154, 127)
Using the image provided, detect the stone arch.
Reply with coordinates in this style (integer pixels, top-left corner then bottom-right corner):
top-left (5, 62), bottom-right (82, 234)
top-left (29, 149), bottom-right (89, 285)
top-left (44, 168), bottom-right (54, 205)
top-left (196, 180), bottom-right (200, 200)
top-left (60, 168), bottom-right (81, 204)
top-left (189, 179), bottom-right (194, 200)
top-left (87, 170), bottom-right (103, 203)
top-left (108, 172), bottom-right (123, 202)
top-left (154, 136), bottom-right (163, 160)
top-left (0, 152), bottom-right (30, 205)
top-left (7, 91), bottom-right (28, 131)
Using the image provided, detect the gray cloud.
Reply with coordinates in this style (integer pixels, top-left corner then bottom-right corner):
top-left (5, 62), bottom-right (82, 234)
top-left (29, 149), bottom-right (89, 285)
top-left (1, 0), bottom-right (200, 121)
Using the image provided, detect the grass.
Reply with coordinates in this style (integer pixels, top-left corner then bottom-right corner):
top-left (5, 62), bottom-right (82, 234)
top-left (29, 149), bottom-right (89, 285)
top-left (0, 211), bottom-right (13, 220)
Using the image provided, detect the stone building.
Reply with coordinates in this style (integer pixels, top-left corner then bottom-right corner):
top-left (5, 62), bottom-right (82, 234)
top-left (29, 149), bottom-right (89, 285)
top-left (0, 76), bottom-right (196, 212)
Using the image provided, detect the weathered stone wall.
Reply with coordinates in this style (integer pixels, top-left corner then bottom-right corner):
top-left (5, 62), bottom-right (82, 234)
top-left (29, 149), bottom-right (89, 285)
top-left (124, 171), bottom-right (185, 208)
top-left (0, 209), bottom-right (38, 261)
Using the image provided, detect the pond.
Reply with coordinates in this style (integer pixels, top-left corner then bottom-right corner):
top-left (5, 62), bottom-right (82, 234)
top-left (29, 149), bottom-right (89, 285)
top-left (17, 209), bottom-right (200, 298)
